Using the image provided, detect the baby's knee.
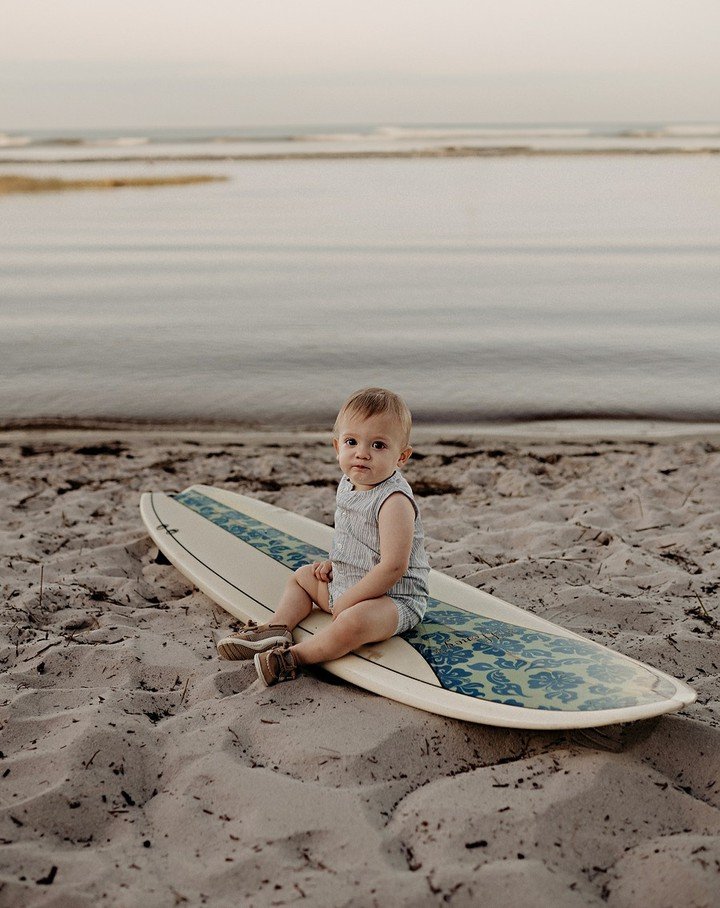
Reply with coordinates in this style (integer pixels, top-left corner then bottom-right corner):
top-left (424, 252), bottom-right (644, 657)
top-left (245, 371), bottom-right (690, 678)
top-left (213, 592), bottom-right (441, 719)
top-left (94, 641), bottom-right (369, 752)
top-left (292, 563), bottom-right (316, 593)
top-left (293, 564), bottom-right (313, 581)
top-left (332, 607), bottom-right (363, 640)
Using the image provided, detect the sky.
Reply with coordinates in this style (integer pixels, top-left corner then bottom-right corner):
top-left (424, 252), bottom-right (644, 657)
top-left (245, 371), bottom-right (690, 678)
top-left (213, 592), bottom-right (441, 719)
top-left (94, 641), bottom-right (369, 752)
top-left (1, 0), bottom-right (719, 129)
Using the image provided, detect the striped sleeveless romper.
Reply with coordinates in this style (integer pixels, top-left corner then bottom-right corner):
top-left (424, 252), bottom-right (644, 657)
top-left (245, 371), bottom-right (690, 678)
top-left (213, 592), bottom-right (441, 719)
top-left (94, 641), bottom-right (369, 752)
top-left (328, 470), bottom-right (430, 634)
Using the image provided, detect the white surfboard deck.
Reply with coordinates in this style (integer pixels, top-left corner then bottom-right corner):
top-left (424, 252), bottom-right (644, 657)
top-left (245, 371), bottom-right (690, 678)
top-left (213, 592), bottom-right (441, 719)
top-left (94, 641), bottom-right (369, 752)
top-left (139, 484), bottom-right (696, 730)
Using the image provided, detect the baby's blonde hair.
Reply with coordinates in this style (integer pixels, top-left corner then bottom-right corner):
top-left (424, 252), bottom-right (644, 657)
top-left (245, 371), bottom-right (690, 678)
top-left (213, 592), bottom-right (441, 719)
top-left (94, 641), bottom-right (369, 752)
top-left (333, 387), bottom-right (413, 448)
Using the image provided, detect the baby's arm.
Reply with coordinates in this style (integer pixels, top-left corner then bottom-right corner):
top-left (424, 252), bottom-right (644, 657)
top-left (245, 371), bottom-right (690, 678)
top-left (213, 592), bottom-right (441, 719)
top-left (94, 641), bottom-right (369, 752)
top-left (330, 492), bottom-right (415, 616)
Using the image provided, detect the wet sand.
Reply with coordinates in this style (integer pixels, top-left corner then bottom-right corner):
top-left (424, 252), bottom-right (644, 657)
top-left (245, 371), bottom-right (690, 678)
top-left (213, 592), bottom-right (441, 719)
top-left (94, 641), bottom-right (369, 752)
top-left (0, 175), bottom-right (227, 195)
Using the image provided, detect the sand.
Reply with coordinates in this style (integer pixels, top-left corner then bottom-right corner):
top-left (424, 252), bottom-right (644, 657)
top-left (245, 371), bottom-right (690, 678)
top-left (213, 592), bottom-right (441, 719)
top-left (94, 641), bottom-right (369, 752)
top-left (0, 175), bottom-right (227, 195)
top-left (1, 423), bottom-right (719, 907)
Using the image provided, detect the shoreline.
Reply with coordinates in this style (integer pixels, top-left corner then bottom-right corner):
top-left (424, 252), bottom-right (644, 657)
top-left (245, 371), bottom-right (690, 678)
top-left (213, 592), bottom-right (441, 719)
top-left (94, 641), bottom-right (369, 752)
top-left (3, 145), bottom-right (720, 166)
top-left (3, 415), bottom-right (720, 445)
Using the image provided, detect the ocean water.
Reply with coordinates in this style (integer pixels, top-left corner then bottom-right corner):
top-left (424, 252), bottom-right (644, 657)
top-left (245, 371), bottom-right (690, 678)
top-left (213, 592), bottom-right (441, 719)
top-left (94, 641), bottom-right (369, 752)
top-left (1, 123), bottom-right (719, 426)
top-left (3, 121), bottom-right (720, 158)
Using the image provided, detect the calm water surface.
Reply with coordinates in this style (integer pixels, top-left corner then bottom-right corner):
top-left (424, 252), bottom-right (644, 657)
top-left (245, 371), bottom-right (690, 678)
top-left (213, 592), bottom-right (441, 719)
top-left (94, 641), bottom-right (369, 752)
top-left (1, 150), bottom-right (719, 424)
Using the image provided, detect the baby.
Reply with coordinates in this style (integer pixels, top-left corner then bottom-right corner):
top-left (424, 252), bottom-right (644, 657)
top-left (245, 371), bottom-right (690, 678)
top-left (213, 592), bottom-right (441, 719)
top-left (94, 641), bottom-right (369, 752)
top-left (216, 387), bottom-right (430, 686)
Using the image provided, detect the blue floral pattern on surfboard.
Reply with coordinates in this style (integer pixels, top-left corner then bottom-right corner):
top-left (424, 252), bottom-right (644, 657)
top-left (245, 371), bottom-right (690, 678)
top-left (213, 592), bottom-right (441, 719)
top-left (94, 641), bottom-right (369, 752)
top-left (174, 489), bottom-right (677, 712)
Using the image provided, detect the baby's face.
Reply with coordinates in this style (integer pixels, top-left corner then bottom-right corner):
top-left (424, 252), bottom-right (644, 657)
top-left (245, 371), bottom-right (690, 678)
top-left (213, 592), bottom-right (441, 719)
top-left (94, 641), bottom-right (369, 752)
top-left (333, 412), bottom-right (411, 490)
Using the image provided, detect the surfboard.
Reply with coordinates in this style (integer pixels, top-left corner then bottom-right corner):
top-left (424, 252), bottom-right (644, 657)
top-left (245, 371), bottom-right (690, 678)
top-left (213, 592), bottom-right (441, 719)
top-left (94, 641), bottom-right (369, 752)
top-left (139, 484), bottom-right (696, 729)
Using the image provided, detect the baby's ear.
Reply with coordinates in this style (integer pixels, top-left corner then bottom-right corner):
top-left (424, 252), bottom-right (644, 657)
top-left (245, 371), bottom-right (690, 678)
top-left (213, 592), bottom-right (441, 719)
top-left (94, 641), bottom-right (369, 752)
top-left (398, 446), bottom-right (412, 466)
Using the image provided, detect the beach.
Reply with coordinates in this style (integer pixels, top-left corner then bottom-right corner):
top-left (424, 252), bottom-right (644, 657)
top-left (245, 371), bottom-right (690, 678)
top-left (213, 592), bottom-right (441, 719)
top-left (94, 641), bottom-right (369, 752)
top-left (1, 421), bottom-right (718, 906)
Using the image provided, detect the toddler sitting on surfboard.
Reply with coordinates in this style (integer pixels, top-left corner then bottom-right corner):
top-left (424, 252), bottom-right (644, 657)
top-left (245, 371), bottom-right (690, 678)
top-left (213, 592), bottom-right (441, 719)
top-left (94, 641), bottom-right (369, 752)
top-left (217, 387), bottom-right (430, 686)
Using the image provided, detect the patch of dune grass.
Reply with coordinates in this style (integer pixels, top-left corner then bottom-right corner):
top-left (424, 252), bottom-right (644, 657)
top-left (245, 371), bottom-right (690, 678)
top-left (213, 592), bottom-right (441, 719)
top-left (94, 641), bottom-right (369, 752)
top-left (0, 174), bottom-right (228, 195)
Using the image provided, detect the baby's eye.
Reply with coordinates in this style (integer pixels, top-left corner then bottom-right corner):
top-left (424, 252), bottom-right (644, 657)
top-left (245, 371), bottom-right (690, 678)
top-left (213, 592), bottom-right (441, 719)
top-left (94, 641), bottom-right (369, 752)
top-left (372, 441), bottom-right (387, 450)
top-left (344, 438), bottom-right (357, 446)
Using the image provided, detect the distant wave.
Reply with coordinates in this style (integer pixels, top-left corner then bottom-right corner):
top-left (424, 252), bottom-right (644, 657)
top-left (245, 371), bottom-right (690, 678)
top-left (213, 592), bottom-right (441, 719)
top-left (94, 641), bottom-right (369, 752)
top-left (0, 134), bottom-right (32, 148)
top-left (84, 137), bottom-right (150, 147)
top-left (209, 134), bottom-right (295, 144)
top-left (293, 131), bottom-right (372, 142)
top-left (0, 134), bottom-right (150, 148)
top-left (292, 125), bottom-right (596, 142)
top-left (618, 124), bottom-right (720, 139)
top-left (2, 123), bottom-right (720, 165)
top-left (36, 136), bottom-right (151, 148)
top-left (2, 123), bottom-right (719, 150)
top-left (370, 125), bottom-right (593, 140)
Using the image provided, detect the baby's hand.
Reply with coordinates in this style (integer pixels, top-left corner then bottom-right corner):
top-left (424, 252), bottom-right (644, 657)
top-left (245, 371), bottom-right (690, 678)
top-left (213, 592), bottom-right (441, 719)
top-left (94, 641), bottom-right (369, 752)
top-left (312, 560), bottom-right (333, 583)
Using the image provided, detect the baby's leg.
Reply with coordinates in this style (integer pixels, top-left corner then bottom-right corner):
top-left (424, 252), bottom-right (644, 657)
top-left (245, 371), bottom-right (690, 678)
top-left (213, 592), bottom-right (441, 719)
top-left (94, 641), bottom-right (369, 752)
top-left (273, 563), bottom-right (330, 630)
top-left (291, 596), bottom-right (398, 665)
